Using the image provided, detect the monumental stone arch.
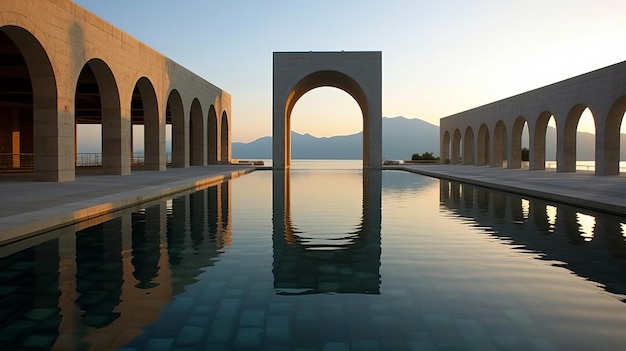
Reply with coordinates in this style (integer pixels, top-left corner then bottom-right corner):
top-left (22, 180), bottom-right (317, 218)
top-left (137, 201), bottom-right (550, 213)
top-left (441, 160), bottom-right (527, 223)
top-left (273, 52), bottom-right (382, 169)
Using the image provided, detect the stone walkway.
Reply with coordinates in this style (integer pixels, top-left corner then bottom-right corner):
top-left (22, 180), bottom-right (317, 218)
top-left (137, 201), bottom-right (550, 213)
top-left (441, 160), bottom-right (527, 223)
top-left (389, 164), bottom-right (626, 216)
top-left (0, 166), bottom-right (254, 244)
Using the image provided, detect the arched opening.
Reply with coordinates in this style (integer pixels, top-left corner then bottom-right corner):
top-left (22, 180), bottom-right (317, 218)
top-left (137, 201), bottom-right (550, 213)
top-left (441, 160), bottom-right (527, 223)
top-left (510, 116), bottom-right (528, 169)
top-left (273, 54), bottom-right (381, 169)
top-left (290, 170), bottom-right (363, 246)
top-left (74, 59), bottom-right (121, 175)
top-left (75, 64), bottom-right (102, 170)
top-left (532, 111), bottom-right (556, 170)
top-left (272, 169), bottom-right (382, 294)
top-left (463, 126), bottom-right (475, 165)
top-left (207, 105), bottom-right (218, 165)
top-left (476, 124), bottom-right (490, 166)
top-left (189, 98), bottom-right (204, 166)
top-left (563, 105), bottom-right (596, 173)
top-left (603, 96), bottom-right (626, 175)
top-left (220, 111), bottom-right (229, 163)
top-left (130, 77), bottom-right (160, 171)
top-left (166, 89), bottom-right (185, 168)
top-left (0, 30), bottom-right (34, 174)
top-left (0, 26), bottom-right (57, 181)
top-left (442, 130), bottom-right (451, 163)
top-left (492, 120), bottom-right (506, 167)
top-left (452, 129), bottom-right (462, 164)
top-left (290, 86), bottom-right (361, 162)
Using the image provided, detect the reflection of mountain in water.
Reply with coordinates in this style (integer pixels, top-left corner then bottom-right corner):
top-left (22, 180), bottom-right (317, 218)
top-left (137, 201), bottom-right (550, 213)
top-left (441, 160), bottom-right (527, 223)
top-left (440, 180), bottom-right (626, 300)
top-left (272, 170), bottom-right (382, 295)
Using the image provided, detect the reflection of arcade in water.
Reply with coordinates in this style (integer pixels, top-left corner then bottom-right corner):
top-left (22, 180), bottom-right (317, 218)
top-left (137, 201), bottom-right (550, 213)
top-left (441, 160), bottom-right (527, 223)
top-left (0, 182), bottom-right (231, 350)
top-left (440, 180), bottom-right (626, 299)
top-left (272, 170), bottom-right (382, 295)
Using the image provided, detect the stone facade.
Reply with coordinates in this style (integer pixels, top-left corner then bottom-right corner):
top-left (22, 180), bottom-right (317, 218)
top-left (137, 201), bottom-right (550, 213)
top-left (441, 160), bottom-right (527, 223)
top-left (0, 0), bottom-right (231, 181)
top-left (440, 61), bottom-right (626, 175)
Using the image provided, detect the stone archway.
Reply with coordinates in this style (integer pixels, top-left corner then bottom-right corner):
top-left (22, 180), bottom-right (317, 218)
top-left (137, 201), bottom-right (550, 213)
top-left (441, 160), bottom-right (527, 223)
top-left (272, 51), bottom-right (382, 169)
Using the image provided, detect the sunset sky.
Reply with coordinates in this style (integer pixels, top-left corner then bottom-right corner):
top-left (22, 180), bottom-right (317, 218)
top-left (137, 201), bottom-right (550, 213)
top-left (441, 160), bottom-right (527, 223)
top-left (73, 0), bottom-right (626, 142)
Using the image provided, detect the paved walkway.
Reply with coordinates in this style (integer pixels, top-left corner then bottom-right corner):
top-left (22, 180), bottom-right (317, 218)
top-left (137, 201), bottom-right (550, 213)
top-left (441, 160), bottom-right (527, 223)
top-left (0, 166), bottom-right (254, 245)
top-left (389, 164), bottom-right (626, 216)
top-left (2, 164), bottom-right (625, 245)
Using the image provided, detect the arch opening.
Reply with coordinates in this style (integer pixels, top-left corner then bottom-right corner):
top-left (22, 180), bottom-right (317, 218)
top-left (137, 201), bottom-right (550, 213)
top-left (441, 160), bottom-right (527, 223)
top-left (0, 29), bottom-right (34, 175)
top-left (284, 71), bottom-right (367, 166)
top-left (166, 90), bottom-right (184, 168)
top-left (189, 99), bottom-right (204, 166)
top-left (562, 105), bottom-right (596, 173)
top-left (510, 117), bottom-right (529, 169)
top-left (477, 124), bottom-right (490, 166)
top-left (207, 105), bottom-right (218, 165)
top-left (290, 86), bottom-right (362, 160)
top-left (75, 64), bottom-right (102, 171)
top-left (130, 77), bottom-right (160, 171)
top-left (220, 111), bottom-right (229, 163)
top-left (0, 26), bottom-right (58, 180)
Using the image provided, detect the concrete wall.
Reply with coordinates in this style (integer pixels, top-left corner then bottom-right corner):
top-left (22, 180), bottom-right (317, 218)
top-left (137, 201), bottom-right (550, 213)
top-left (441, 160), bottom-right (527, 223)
top-left (0, 0), bottom-right (231, 181)
top-left (440, 61), bottom-right (626, 175)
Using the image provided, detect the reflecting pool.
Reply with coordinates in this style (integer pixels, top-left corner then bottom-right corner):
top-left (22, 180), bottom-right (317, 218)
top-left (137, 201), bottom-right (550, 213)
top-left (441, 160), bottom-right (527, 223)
top-left (2, 168), bottom-right (626, 350)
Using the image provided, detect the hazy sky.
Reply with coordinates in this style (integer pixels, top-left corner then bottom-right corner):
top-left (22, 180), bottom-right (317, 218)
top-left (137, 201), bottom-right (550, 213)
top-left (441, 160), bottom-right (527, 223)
top-left (73, 0), bottom-right (626, 142)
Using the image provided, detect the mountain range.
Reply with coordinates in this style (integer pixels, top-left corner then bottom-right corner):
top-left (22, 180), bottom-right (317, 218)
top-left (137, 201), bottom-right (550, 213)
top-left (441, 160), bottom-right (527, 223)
top-left (232, 116), bottom-right (626, 161)
top-left (233, 116), bottom-right (439, 160)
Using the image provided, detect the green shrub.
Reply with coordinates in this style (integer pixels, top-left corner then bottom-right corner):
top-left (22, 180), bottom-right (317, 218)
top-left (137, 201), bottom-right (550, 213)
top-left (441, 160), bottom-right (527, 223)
top-left (521, 147), bottom-right (529, 161)
top-left (411, 152), bottom-right (438, 161)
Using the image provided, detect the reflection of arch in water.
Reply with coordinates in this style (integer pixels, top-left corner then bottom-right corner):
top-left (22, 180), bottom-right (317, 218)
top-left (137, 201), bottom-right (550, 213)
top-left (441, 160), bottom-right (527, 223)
top-left (75, 217), bottom-right (123, 328)
top-left (166, 181), bottom-right (231, 295)
top-left (272, 170), bottom-right (382, 294)
top-left (439, 180), bottom-right (626, 298)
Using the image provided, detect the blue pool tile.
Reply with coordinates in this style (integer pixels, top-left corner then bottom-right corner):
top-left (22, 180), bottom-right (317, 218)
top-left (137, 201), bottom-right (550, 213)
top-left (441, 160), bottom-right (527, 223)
top-left (493, 335), bottom-right (523, 349)
top-left (207, 317), bottom-right (236, 343)
top-left (454, 319), bottom-right (489, 340)
top-left (208, 281), bottom-right (228, 289)
top-left (265, 315), bottom-right (290, 341)
top-left (350, 339), bottom-right (380, 351)
top-left (145, 338), bottom-right (174, 351)
top-left (187, 315), bottom-right (210, 326)
top-left (406, 332), bottom-right (438, 351)
top-left (530, 338), bottom-right (560, 351)
top-left (167, 296), bottom-right (195, 313)
top-left (215, 298), bottom-right (241, 318)
top-left (203, 345), bottom-right (229, 351)
top-left (193, 304), bottom-right (215, 315)
top-left (268, 302), bottom-right (292, 315)
top-left (239, 309), bottom-right (265, 327)
top-left (175, 326), bottom-right (204, 346)
top-left (234, 327), bottom-right (264, 348)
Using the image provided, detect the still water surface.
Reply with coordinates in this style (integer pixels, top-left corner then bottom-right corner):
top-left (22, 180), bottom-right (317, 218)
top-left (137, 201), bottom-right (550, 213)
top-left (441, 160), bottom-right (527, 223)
top-left (2, 163), bottom-right (626, 350)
